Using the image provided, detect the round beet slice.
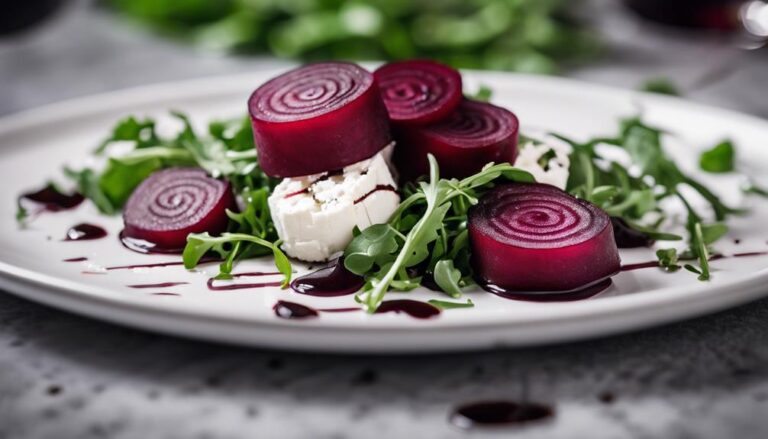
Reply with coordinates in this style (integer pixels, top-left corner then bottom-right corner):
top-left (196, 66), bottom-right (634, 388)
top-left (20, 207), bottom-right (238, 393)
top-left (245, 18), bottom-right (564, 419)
top-left (394, 99), bottom-right (519, 180)
top-left (469, 183), bottom-right (620, 292)
top-left (374, 60), bottom-right (462, 126)
top-left (122, 168), bottom-right (235, 252)
top-left (248, 62), bottom-right (392, 177)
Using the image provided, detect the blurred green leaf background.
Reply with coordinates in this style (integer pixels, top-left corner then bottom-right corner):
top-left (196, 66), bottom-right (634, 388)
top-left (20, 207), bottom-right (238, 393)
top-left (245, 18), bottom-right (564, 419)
top-left (107, 0), bottom-right (599, 74)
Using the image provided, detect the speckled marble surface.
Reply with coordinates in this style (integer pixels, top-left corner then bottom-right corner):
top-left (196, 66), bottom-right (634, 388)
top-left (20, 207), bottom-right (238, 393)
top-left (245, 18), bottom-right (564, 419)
top-left (1, 1), bottom-right (768, 438)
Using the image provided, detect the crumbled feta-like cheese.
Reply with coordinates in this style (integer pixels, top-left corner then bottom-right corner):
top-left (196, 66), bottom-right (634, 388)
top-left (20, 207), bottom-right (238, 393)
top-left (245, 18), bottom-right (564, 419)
top-left (268, 144), bottom-right (399, 262)
top-left (514, 134), bottom-right (572, 190)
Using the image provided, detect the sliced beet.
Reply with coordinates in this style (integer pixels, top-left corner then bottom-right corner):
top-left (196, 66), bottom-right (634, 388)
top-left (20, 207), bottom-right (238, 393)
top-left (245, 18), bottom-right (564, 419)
top-left (374, 60), bottom-right (463, 126)
top-left (394, 100), bottom-right (519, 180)
top-left (469, 183), bottom-right (620, 292)
top-left (122, 168), bottom-right (235, 252)
top-left (248, 62), bottom-right (391, 177)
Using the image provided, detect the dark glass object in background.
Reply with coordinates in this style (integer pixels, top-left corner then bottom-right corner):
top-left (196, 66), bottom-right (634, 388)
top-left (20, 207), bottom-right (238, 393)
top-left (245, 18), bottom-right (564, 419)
top-left (0, 0), bottom-right (66, 36)
top-left (624, 0), bottom-right (745, 30)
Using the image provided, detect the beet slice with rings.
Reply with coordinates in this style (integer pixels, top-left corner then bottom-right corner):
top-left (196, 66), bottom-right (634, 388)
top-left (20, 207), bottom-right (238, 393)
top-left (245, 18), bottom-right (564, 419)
top-left (374, 59), bottom-right (463, 126)
top-left (469, 183), bottom-right (621, 292)
top-left (248, 62), bottom-right (392, 178)
top-left (122, 168), bottom-right (235, 252)
top-left (394, 99), bottom-right (519, 180)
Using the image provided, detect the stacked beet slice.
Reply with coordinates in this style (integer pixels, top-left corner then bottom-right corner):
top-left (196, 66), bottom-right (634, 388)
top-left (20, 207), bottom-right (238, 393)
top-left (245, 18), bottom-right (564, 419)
top-left (374, 60), bottom-right (519, 180)
top-left (248, 62), bottom-right (391, 178)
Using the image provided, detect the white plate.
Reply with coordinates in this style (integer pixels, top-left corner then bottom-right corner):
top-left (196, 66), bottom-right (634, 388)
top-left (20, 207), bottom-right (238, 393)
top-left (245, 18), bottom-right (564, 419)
top-left (1, 69), bottom-right (767, 353)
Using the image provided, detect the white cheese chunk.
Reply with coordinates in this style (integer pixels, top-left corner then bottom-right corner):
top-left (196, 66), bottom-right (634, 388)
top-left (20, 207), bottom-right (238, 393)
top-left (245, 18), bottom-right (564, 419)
top-left (514, 134), bottom-right (572, 190)
top-left (268, 144), bottom-right (400, 262)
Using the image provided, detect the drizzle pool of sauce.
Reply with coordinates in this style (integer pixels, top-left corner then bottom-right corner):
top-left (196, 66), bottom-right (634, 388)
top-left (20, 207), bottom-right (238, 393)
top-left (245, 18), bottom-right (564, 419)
top-left (273, 300), bottom-right (319, 319)
top-left (375, 299), bottom-right (441, 319)
top-left (449, 401), bottom-right (554, 429)
top-left (64, 223), bottom-right (107, 241)
top-left (63, 257), bottom-right (88, 262)
top-left (207, 272), bottom-right (283, 291)
top-left (290, 259), bottom-right (364, 297)
top-left (19, 184), bottom-right (84, 212)
top-left (481, 278), bottom-right (613, 302)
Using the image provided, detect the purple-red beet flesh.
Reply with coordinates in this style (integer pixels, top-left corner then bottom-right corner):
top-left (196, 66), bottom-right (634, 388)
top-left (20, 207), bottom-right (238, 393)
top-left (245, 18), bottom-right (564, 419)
top-left (122, 168), bottom-right (235, 252)
top-left (469, 183), bottom-right (620, 292)
top-left (374, 59), bottom-right (463, 126)
top-left (248, 62), bottom-right (391, 177)
top-left (394, 99), bottom-right (519, 180)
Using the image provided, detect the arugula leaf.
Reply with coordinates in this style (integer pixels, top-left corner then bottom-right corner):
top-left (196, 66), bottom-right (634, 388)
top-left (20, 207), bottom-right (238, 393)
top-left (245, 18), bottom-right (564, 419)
top-left (63, 167), bottom-right (117, 215)
top-left (699, 140), bottom-right (735, 173)
top-left (183, 232), bottom-right (291, 286)
top-left (98, 157), bottom-right (164, 208)
top-left (94, 115), bottom-right (158, 154)
top-left (743, 182), bottom-right (768, 197)
top-left (691, 222), bottom-right (711, 281)
top-left (427, 298), bottom-right (474, 309)
top-left (433, 259), bottom-right (463, 298)
top-left (345, 224), bottom-right (401, 275)
top-left (656, 248), bottom-right (681, 272)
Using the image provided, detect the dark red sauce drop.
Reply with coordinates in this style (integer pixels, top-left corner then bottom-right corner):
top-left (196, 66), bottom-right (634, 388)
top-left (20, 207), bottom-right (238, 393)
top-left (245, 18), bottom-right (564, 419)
top-left (354, 184), bottom-right (398, 204)
top-left (207, 272), bottom-right (283, 291)
top-left (127, 282), bottom-right (189, 289)
top-left (290, 259), bottom-right (364, 297)
top-left (19, 184), bottom-right (84, 212)
top-left (63, 257), bottom-right (88, 262)
top-left (119, 231), bottom-right (183, 254)
top-left (733, 251), bottom-right (768, 258)
top-left (449, 401), bottom-right (554, 429)
top-left (611, 217), bottom-right (653, 248)
top-left (375, 299), bottom-right (441, 319)
top-left (64, 224), bottom-right (107, 241)
top-left (621, 261), bottom-right (660, 271)
top-left (284, 187), bottom-right (310, 199)
top-left (481, 278), bottom-right (613, 302)
top-left (273, 300), bottom-right (319, 319)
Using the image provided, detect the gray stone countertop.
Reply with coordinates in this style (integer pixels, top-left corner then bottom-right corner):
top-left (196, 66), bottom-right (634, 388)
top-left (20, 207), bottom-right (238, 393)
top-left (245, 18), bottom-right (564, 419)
top-left (1, 1), bottom-right (768, 438)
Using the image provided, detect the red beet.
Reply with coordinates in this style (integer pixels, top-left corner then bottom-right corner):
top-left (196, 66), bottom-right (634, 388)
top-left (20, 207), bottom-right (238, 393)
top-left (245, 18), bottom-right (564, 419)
top-left (468, 183), bottom-right (620, 292)
top-left (248, 62), bottom-right (391, 177)
top-left (374, 60), bottom-right (463, 125)
top-left (122, 168), bottom-right (235, 252)
top-left (394, 100), bottom-right (519, 180)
